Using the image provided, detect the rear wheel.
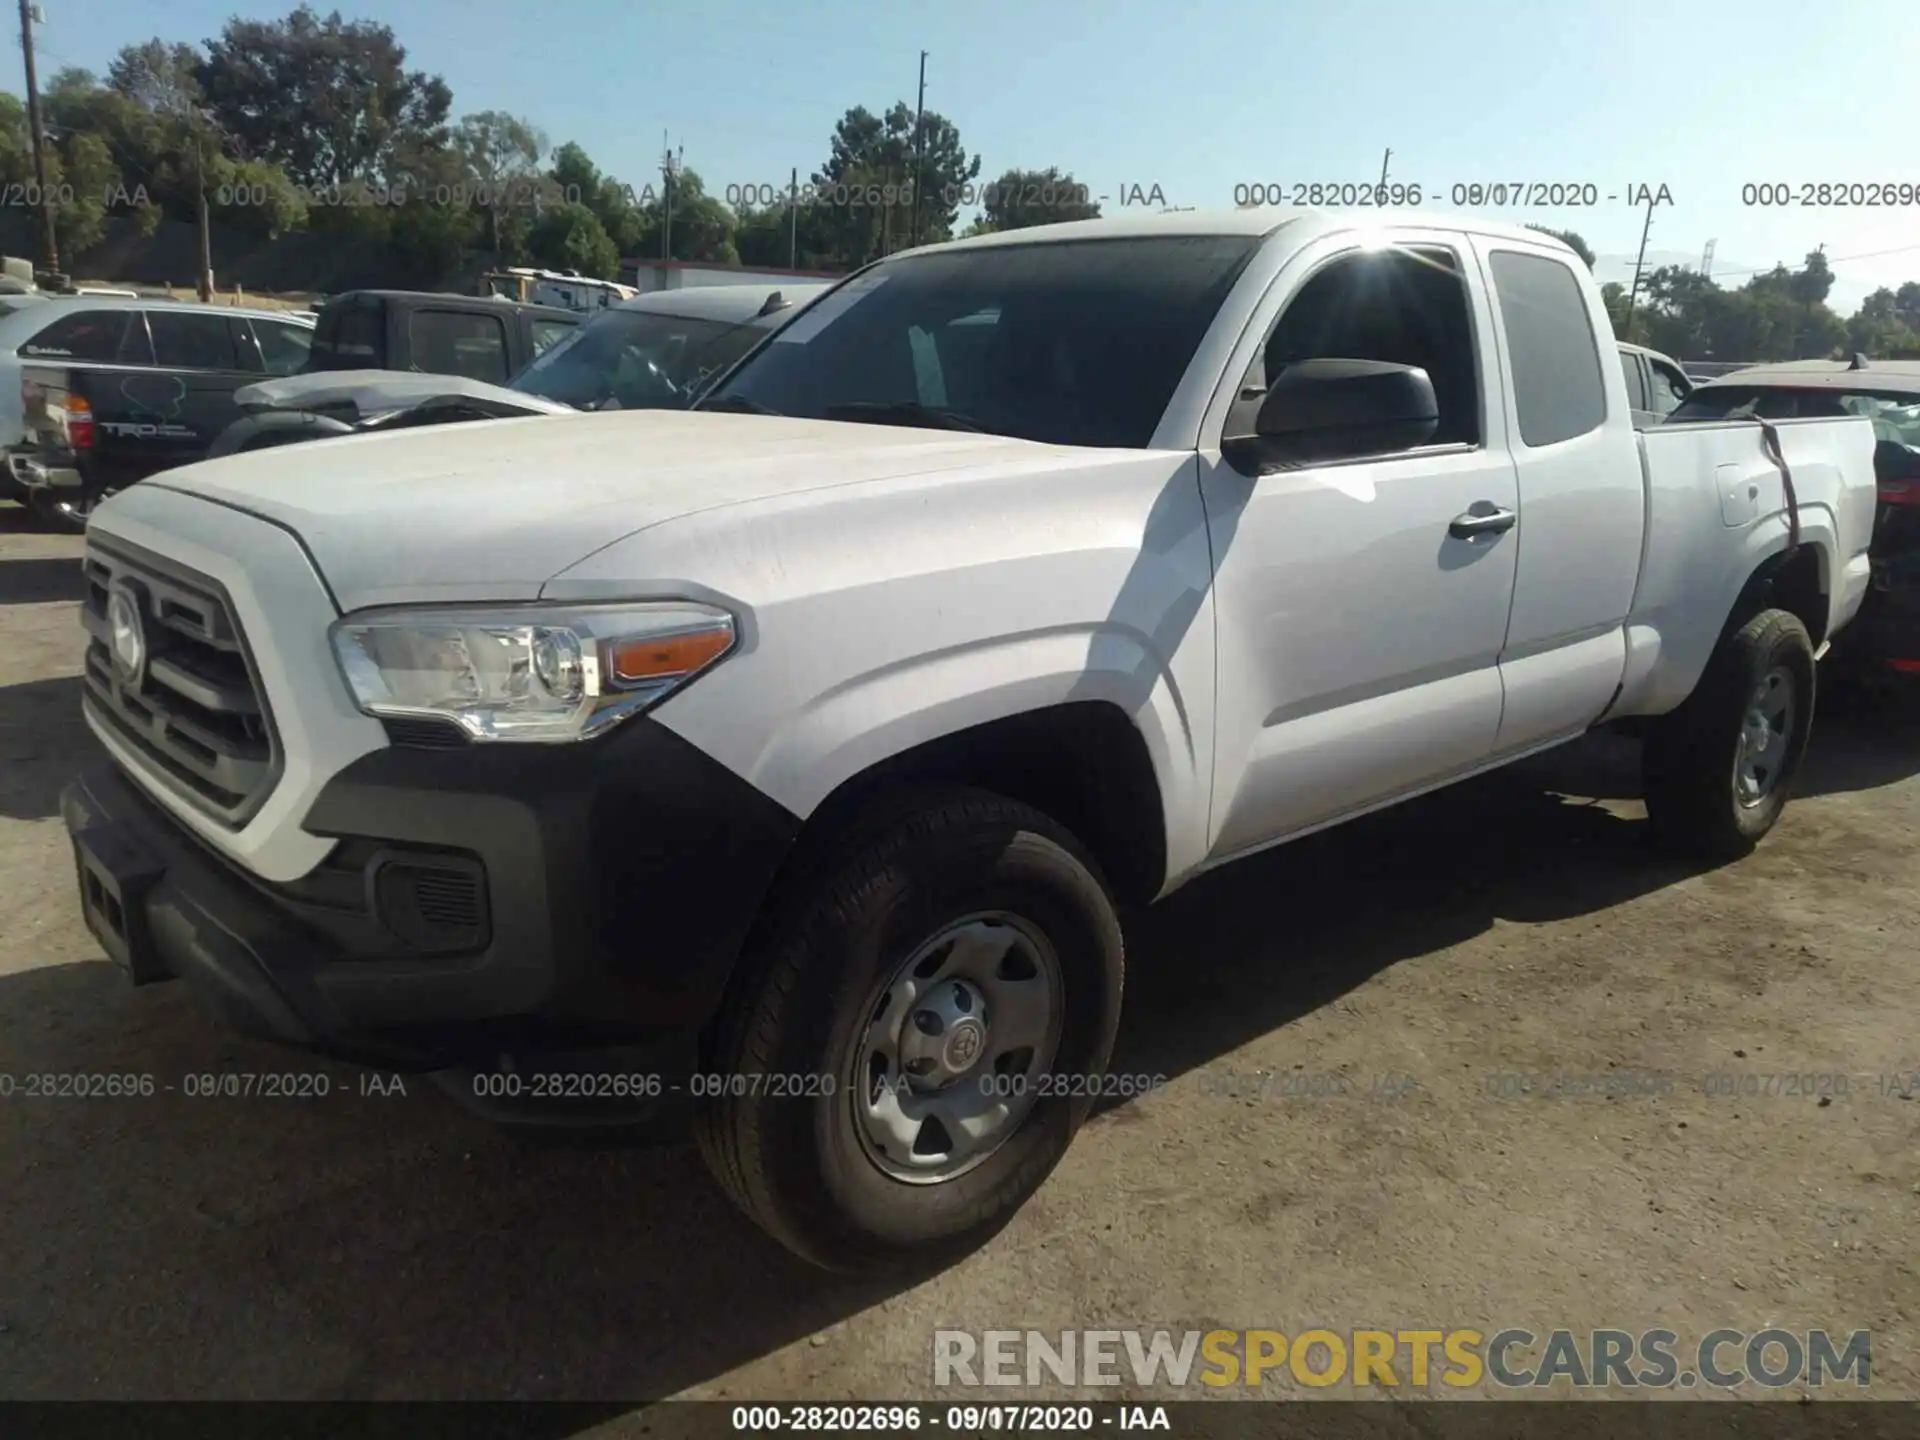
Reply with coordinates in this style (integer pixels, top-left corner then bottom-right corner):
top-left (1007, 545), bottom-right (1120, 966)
top-left (1643, 608), bottom-right (1815, 861)
top-left (695, 788), bottom-right (1124, 1273)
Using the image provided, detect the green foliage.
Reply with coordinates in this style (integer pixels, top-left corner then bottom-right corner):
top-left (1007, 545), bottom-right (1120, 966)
top-left (1630, 250), bottom-right (1854, 362)
top-left (193, 6), bottom-right (451, 188)
top-left (526, 201), bottom-right (619, 279)
top-left (634, 168), bottom-right (739, 264)
top-left (979, 167), bottom-right (1101, 231)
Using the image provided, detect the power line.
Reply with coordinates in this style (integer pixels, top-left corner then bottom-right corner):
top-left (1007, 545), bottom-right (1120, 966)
top-left (1710, 241), bottom-right (1920, 279)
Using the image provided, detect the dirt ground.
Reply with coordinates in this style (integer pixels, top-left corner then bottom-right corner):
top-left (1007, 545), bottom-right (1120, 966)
top-left (0, 503), bottom-right (1915, 1412)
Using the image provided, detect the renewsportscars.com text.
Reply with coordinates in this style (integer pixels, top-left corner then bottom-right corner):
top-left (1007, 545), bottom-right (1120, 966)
top-left (932, 1328), bottom-right (1871, 1390)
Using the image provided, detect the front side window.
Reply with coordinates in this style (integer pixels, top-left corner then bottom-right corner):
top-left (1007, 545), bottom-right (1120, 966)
top-left (1488, 250), bottom-right (1606, 446)
top-left (701, 235), bottom-right (1261, 448)
top-left (1246, 245), bottom-right (1483, 450)
top-left (1618, 352), bottom-right (1648, 411)
top-left (309, 299), bottom-right (384, 370)
top-left (409, 310), bottom-right (509, 383)
top-left (530, 318), bottom-right (576, 356)
top-left (253, 320), bottom-right (313, 376)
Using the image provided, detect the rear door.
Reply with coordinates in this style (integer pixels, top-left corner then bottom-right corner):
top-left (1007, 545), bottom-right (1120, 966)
top-left (88, 309), bottom-right (260, 476)
top-left (1477, 242), bottom-right (1645, 751)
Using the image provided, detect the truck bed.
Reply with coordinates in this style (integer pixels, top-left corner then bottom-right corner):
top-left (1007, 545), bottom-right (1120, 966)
top-left (1617, 414), bottom-right (1880, 716)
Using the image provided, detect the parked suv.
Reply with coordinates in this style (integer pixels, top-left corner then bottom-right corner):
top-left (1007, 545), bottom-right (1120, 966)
top-left (0, 297), bottom-right (315, 511)
top-left (2, 298), bottom-right (318, 526)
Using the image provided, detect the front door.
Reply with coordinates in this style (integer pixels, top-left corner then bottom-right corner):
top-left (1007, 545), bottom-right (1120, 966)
top-left (1196, 230), bottom-right (1521, 860)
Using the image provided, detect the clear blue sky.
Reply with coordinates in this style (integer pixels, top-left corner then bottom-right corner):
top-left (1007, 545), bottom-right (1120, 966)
top-left (15, 0), bottom-right (1920, 311)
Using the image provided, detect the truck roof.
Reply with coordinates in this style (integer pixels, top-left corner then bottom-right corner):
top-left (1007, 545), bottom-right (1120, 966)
top-left (335, 289), bottom-right (579, 322)
top-left (1691, 358), bottom-right (1920, 395)
top-left (612, 283), bottom-right (830, 323)
top-left (902, 207), bottom-right (1588, 257)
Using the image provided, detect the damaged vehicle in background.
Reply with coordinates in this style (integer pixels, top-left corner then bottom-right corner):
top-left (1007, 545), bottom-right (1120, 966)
top-left (206, 283), bottom-right (827, 458)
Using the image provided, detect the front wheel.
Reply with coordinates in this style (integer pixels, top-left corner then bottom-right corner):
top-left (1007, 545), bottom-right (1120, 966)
top-left (695, 788), bottom-right (1125, 1273)
top-left (1643, 607), bottom-right (1816, 861)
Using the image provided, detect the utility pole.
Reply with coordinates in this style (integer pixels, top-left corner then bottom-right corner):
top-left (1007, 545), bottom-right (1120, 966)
top-left (18, 0), bottom-right (59, 276)
top-left (1623, 192), bottom-right (1656, 337)
top-left (1378, 148), bottom-right (1392, 191)
top-left (788, 164), bottom-right (798, 269)
top-left (907, 50), bottom-right (927, 249)
top-left (194, 129), bottom-right (212, 301)
top-left (1700, 238), bottom-right (1716, 280)
top-left (659, 137), bottom-right (681, 264)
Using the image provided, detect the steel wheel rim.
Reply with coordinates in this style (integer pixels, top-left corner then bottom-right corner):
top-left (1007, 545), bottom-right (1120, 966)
top-left (1735, 665), bottom-right (1795, 807)
top-left (848, 910), bottom-right (1064, 1185)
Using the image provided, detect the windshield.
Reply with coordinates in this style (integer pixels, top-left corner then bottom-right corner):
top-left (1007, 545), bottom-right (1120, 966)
top-left (1671, 385), bottom-right (1920, 445)
top-left (699, 235), bottom-right (1260, 448)
top-left (509, 308), bottom-right (771, 410)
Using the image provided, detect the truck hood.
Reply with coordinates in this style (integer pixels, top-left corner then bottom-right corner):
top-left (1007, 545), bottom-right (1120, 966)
top-left (143, 408), bottom-right (1056, 609)
top-left (235, 369), bottom-right (574, 420)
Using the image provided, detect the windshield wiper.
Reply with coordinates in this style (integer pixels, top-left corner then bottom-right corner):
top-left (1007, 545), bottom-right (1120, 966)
top-left (823, 401), bottom-right (988, 433)
top-left (699, 393), bottom-right (784, 416)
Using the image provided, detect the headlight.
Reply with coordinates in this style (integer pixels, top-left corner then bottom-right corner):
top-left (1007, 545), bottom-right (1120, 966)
top-left (329, 602), bottom-right (736, 743)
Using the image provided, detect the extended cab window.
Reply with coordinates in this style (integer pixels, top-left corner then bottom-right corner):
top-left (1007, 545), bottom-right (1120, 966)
top-left (149, 311), bottom-right (241, 370)
top-left (411, 310), bottom-right (509, 383)
top-left (20, 309), bottom-right (132, 362)
top-left (1250, 245), bottom-right (1483, 449)
top-left (1488, 250), bottom-right (1605, 446)
top-left (1618, 352), bottom-right (1647, 411)
top-left (701, 235), bottom-right (1260, 448)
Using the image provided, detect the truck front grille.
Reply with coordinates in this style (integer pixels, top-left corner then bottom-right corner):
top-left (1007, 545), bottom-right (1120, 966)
top-left (80, 537), bottom-right (282, 828)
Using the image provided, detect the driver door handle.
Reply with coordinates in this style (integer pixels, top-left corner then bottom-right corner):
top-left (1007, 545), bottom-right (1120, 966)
top-left (1449, 505), bottom-right (1517, 540)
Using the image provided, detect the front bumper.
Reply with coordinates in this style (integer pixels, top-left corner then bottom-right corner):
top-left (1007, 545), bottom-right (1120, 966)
top-left (62, 712), bottom-right (802, 1087)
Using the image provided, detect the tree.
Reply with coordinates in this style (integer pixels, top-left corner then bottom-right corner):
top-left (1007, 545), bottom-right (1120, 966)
top-left (549, 140), bottom-right (648, 255)
top-left (1847, 287), bottom-right (1920, 359)
top-left (978, 167), bottom-right (1101, 232)
top-left (194, 7), bottom-right (451, 188)
top-left (454, 111), bottom-right (544, 256)
top-left (634, 166), bottom-right (738, 264)
top-left (810, 102), bottom-right (980, 263)
top-left (526, 200), bottom-right (618, 278)
top-left (1525, 225), bottom-right (1594, 269)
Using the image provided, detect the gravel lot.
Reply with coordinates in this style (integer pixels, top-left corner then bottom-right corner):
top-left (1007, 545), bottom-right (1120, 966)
top-left (1, 504), bottom-right (1916, 1409)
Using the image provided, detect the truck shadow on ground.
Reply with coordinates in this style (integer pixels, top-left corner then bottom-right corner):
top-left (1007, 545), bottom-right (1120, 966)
top-left (0, 675), bottom-right (94, 820)
top-left (0, 719), bottom-right (1905, 1404)
top-left (0, 554), bottom-right (87, 604)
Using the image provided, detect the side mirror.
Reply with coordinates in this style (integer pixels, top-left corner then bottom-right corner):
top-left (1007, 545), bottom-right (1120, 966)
top-left (1229, 358), bottom-right (1439, 466)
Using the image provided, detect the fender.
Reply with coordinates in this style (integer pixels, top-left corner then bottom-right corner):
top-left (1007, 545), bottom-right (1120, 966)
top-left (546, 451), bottom-right (1226, 893)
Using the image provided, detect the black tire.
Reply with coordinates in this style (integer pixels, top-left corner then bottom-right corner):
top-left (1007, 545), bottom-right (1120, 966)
top-left (695, 787), bottom-right (1125, 1274)
top-left (1642, 607), bottom-right (1815, 861)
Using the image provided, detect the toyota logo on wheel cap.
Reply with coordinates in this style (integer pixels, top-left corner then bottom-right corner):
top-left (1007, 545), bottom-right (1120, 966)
top-left (106, 583), bottom-right (147, 687)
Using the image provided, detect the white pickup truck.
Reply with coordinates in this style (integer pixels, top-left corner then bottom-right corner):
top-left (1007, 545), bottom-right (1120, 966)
top-left (62, 210), bottom-right (1876, 1273)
